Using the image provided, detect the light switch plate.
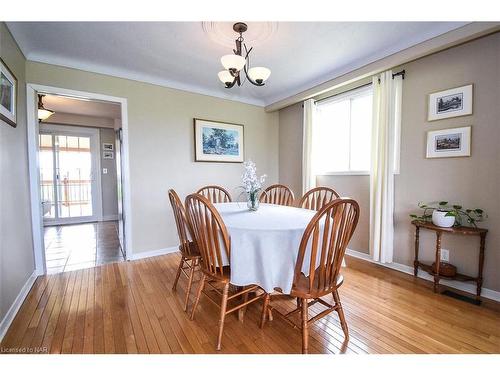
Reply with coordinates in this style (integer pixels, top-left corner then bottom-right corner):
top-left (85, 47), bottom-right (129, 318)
top-left (103, 168), bottom-right (108, 174)
top-left (440, 249), bottom-right (450, 262)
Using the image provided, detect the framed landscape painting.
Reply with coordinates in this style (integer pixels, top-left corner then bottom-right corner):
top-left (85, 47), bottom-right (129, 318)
top-left (0, 58), bottom-right (17, 128)
top-left (194, 118), bottom-right (244, 163)
top-left (428, 84), bottom-right (473, 121)
top-left (426, 126), bottom-right (471, 158)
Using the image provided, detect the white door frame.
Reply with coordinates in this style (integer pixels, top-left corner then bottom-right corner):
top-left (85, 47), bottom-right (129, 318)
top-left (27, 83), bottom-right (133, 274)
top-left (39, 123), bottom-right (103, 225)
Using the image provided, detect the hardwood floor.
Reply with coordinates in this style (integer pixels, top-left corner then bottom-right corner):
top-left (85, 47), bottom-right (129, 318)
top-left (44, 221), bottom-right (124, 274)
top-left (1, 253), bottom-right (499, 354)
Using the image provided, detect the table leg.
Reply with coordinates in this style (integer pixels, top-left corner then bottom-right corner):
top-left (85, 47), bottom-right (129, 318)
top-left (477, 233), bottom-right (486, 300)
top-left (414, 227), bottom-right (420, 276)
top-left (434, 232), bottom-right (442, 293)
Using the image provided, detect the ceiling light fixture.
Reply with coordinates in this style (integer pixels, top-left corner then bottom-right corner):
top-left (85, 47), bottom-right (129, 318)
top-left (218, 22), bottom-right (271, 89)
top-left (38, 94), bottom-right (55, 121)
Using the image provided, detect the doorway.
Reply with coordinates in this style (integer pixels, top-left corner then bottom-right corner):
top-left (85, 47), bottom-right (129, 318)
top-left (26, 84), bottom-right (132, 275)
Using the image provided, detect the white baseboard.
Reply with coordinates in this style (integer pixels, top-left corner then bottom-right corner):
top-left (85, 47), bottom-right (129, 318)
top-left (128, 246), bottom-right (179, 261)
top-left (345, 249), bottom-right (500, 303)
top-left (0, 271), bottom-right (39, 342)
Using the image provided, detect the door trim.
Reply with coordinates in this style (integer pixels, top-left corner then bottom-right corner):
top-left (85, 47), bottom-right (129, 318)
top-left (39, 123), bottom-right (103, 225)
top-left (26, 84), bottom-right (133, 274)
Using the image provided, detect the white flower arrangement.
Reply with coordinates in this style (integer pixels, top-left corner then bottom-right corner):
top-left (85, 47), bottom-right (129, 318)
top-left (241, 160), bottom-right (266, 195)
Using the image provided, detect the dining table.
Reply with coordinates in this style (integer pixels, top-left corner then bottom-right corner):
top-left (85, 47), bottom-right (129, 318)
top-left (214, 201), bottom-right (336, 294)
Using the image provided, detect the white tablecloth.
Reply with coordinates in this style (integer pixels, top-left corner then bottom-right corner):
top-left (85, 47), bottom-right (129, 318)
top-left (214, 202), bottom-right (318, 294)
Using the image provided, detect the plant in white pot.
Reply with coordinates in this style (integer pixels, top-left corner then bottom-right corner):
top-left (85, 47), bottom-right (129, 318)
top-left (410, 201), bottom-right (486, 228)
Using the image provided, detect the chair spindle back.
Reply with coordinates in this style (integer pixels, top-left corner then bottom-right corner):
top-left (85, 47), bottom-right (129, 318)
top-left (196, 185), bottom-right (232, 203)
top-left (299, 187), bottom-right (340, 211)
top-left (259, 184), bottom-right (295, 206)
top-left (293, 198), bottom-right (360, 296)
top-left (185, 194), bottom-right (231, 280)
top-left (168, 189), bottom-right (197, 257)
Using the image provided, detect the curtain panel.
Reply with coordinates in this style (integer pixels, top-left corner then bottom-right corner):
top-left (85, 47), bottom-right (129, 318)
top-left (369, 70), bottom-right (403, 263)
top-left (302, 98), bottom-right (316, 194)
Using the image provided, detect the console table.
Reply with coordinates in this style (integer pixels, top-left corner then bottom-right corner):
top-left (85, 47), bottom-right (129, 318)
top-left (411, 220), bottom-right (487, 301)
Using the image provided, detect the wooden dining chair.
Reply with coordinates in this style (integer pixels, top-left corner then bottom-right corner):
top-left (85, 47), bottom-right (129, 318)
top-left (259, 184), bottom-right (295, 206)
top-left (168, 189), bottom-right (202, 312)
top-left (260, 198), bottom-right (360, 354)
top-left (196, 185), bottom-right (232, 203)
top-left (299, 186), bottom-right (340, 211)
top-left (185, 193), bottom-right (265, 350)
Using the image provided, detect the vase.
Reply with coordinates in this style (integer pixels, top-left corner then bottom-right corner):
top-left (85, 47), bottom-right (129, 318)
top-left (247, 191), bottom-right (260, 211)
top-left (432, 210), bottom-right (455, 227)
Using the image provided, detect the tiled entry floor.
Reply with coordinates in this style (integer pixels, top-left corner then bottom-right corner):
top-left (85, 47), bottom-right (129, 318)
top-left (44, 221), bottom-right (124, 274)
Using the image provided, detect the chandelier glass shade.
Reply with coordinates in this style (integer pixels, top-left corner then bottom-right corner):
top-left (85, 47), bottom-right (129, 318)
top-left (221, 54), bottom-right (247, 71)
top-left (218, 23), bottom-right (271, 89)
top-left (247, 67), bottom-right (271, 85)
top-left (38, 94), bottom-right (55, 121)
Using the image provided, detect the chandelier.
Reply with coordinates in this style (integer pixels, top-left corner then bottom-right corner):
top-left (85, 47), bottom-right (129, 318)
top-left (38, 94), bottom-right (55, 121)
top-left (217, 23), bottom-right (271, 89)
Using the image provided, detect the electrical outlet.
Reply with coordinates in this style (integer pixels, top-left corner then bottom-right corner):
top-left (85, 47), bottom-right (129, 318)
top-left (440, 249), bottom-right (450, 262)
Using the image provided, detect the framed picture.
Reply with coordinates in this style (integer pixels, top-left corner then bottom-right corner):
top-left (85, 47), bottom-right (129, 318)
top-left (0, 58), bottom-right (18, 128)
top-left (103, 143), bottom-right (114, 151)
top-left (194, 118), bottom-right (244, 163)
top-left (426, 126), bottom-right (471, 158)
top-left (103, 151), bottom-right (114, 159)
top-left (428, 84), bottom-right (473, 121)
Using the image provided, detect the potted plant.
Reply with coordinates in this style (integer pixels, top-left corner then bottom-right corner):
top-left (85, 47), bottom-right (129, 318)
top-left (410, 201), bottom-right (486, 228)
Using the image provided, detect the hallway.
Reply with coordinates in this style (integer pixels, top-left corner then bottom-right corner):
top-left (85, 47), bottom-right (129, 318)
top-left (44, 221), bottom-right (124, 274)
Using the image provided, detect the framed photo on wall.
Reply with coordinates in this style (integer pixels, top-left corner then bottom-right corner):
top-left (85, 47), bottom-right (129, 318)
top-left (194, 118), bottom-right (244, 163)
top-left (426, 126), bottom-right (471, 158)
top-left (0, 58), bottom-right (18, 128)
top-left (103, 143), bottom-right (114, 151)
top-left (428, 84), bottom-right (473, 121)
top-left (103, 151), bottom-right (114, 159)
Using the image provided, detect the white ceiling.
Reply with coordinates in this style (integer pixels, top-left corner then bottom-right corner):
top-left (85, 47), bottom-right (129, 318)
top-left (42, 94), bottom-right (121, 119)
top-left (8, 22), bottom-right (468, 106)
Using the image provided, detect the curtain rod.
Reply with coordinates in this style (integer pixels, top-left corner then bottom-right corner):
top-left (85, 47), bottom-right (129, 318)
top-left (392, 69), bottom-right (406, 79)
top-left (378, 69), bottom-right (406, 84)
top-left (307, 69), bottom-right (406, 106)
top-left (312, 82), bottom-right (372, 105)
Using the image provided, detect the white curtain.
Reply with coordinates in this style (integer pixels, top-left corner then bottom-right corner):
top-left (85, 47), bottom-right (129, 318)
top-left (370, 70), bottom-right (403, 263)
top-left (302, 98), bottom-right (316, 194)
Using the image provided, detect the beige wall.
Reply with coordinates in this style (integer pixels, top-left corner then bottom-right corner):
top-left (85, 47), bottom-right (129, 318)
top-left (278, 103), bottom-right (303, 197)
top-left (394, 32), bottom-right (500, 292)
top-left (278, 32), bottom-right (500, 292)
top-left (0, 24), bottom-right (35, 322)
top-left (26, 61), bottom-right (280, 255)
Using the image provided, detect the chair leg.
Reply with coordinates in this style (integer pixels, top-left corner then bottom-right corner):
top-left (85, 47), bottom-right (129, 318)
top-left (172, 256), bottom-right (184, 291)
top-left (238, 290), bottom-right (250, 322)
top-left (190, 274), bottom-right (206, 320)
top-left (301, 298), bottom-right (309, 354)
top-left (260, 293), bottom-right (270, 329)
top-left (333, 290), bottom-right (349, 339)
top-left (216, 283), bottom-right (230, 351)
top-left (183, 258), bottom-right (197, 312)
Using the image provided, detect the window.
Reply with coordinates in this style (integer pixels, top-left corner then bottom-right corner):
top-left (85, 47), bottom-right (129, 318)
top-left (313, 85), bottom-right (373, 174)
